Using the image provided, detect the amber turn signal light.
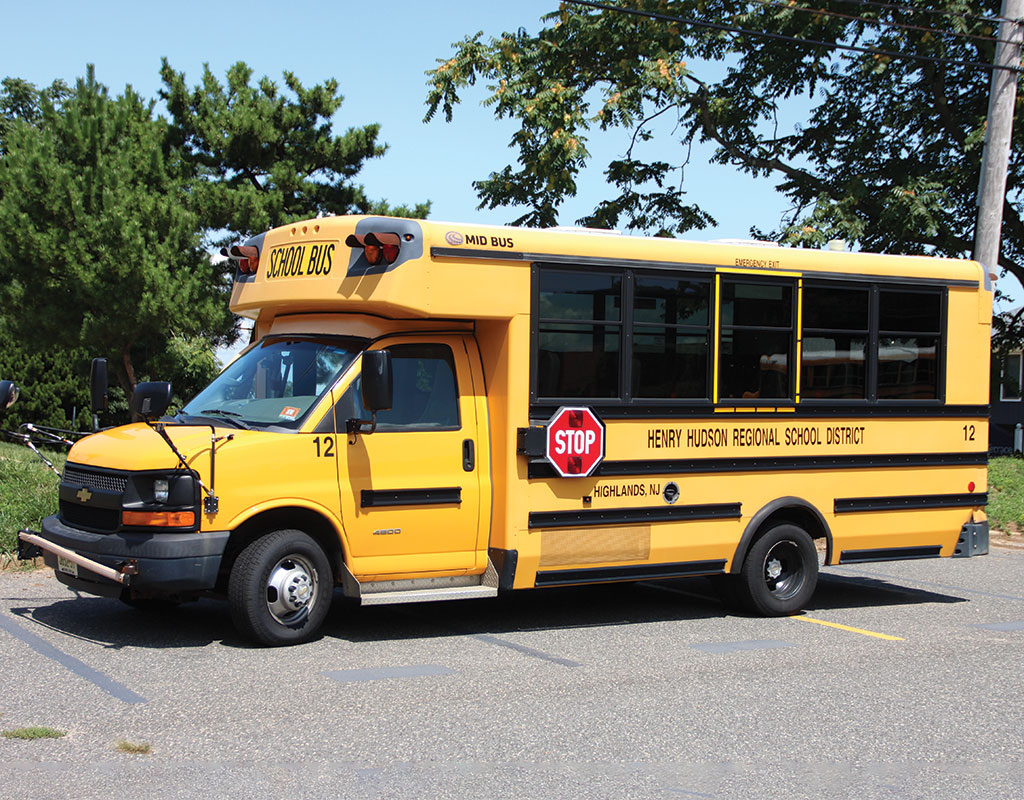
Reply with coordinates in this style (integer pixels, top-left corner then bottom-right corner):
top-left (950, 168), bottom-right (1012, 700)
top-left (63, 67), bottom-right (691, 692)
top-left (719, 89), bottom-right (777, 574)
top-left (122, 510), bottom-right (196, 527)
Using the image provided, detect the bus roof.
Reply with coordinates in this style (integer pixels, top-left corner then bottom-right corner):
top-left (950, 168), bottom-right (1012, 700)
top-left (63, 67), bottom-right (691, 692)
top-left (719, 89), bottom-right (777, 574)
top-left (228, 215), bottom-right (988, 323)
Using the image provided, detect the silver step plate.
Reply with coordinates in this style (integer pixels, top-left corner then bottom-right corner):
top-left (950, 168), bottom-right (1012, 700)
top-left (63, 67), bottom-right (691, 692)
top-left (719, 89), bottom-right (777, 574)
top-left (360, 585), bottom-right (498, 606)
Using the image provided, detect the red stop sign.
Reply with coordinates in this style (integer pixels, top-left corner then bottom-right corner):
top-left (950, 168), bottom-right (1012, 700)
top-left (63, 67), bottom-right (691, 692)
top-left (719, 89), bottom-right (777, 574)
top-left (545, 406), bottom-right (606, 478)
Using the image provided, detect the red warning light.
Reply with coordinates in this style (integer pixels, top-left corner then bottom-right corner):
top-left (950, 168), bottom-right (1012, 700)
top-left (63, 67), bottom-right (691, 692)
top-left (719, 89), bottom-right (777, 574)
top-left (345, 232), bottom-right (401, 266)
top-left (224, 244), bottom-right (260, 274)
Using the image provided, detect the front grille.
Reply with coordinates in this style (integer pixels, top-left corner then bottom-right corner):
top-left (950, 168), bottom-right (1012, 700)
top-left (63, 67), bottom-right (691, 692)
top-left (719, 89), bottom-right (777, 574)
top-left (62, 466), bottom-right (128, 494)
top-left (60, 463), bottom-right (129, 533)
top-left (59, 501), bottom-right (120, 533)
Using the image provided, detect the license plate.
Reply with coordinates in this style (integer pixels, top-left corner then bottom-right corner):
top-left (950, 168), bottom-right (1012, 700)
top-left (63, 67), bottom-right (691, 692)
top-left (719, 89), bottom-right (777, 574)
top-left (56, 556), bottom-right (78, 578)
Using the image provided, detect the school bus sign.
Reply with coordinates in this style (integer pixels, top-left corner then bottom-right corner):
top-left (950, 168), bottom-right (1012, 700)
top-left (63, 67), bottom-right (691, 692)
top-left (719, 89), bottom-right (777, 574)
top-left (545, 406), bottom-right (606, 478)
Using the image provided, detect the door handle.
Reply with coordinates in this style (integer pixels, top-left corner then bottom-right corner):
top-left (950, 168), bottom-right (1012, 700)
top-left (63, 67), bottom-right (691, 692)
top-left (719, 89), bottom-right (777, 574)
top-left (462, 439), bottom-right (475, 472)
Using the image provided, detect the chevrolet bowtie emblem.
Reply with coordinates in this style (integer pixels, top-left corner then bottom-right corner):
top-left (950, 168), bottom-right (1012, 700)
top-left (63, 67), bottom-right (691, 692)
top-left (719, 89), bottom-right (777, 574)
top-left (76, 487), bottom-right (92, 503)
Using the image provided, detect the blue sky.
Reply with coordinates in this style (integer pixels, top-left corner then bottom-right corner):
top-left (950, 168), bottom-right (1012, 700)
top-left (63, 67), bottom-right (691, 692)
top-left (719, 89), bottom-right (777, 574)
top-left (2, 0), bottom-right (788, 239)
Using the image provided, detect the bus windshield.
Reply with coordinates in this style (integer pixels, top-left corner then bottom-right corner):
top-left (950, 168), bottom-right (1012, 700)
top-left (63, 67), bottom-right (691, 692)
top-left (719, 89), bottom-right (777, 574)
top-left (179, 336), bottom-right (365, 430)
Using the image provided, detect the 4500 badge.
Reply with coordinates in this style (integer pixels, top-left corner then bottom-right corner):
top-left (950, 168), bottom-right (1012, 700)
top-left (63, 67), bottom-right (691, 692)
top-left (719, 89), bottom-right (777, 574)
top-left (266, 242), bottom-right (335, 279)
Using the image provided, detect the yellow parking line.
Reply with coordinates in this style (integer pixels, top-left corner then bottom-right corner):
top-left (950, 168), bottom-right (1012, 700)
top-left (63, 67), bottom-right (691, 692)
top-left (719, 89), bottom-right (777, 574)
top-left (790, 615), bottom-right (905, 641)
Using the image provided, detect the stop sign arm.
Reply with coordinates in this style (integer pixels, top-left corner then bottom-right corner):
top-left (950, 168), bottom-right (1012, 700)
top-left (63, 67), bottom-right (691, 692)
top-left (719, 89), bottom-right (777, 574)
top-left (543, 406), bottom-right (606, 478)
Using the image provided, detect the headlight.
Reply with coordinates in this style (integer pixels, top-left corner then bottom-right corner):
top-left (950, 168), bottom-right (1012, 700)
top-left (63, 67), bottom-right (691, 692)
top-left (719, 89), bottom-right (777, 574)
top-left (153, 479), bottom-right (169, 504)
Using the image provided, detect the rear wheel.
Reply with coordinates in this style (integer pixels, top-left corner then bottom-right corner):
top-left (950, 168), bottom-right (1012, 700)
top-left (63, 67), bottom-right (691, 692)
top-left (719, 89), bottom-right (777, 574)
top-left (228, 529), bottom-right (333, 646)
top-left (737, 524), bottom-right (818, 616)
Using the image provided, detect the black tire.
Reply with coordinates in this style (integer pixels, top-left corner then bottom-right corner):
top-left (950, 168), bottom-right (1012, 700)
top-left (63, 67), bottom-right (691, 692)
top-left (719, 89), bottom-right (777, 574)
top-left (736, 524), bottom-right (818, 616)
top-left (228, 529), bottom-right (333, 646)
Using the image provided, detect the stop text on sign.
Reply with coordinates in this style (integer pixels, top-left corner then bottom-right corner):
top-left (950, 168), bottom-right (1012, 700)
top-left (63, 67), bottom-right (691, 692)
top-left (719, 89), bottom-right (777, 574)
top-left (553, 428), bottom-right (597, 455)
top-left (544, 406), bottom-right (606, 478)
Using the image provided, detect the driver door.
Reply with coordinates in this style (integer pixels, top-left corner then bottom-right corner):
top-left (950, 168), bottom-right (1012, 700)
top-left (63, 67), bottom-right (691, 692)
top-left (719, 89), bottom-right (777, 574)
top-left (336, 336), bottom-right (486, 577)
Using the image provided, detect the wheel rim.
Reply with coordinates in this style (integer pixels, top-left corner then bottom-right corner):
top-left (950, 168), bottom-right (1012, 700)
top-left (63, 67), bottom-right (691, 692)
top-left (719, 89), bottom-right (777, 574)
top-left (761, 539), bottom-right (803, 601)
top-left (265, 554), bottom-right (319, 626)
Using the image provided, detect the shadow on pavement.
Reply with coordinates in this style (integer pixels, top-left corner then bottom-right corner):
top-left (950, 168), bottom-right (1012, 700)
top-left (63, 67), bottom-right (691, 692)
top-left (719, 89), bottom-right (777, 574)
top-left (808, 572), bottom-right (966, 611)
top-left (8, 594), bottom-right (233, 649)
top-left (6, 568), bottom-right (966, 649)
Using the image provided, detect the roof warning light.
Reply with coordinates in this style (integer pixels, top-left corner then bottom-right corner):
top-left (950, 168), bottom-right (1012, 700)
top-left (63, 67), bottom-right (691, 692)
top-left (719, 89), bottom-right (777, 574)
top-left (345, 232), bottom-right (401, 266)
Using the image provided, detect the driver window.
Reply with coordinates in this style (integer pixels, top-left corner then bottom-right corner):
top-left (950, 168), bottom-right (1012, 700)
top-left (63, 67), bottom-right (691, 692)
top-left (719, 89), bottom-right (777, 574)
top-left (334, 343), bottom-right (461, 432)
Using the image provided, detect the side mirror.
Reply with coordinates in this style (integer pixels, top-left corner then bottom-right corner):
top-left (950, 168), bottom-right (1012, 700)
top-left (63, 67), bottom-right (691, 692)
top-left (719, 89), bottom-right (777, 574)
top-left (0, 380), bottom-right (19, 414)
top-left (90, 358), bottom-right (108, 413)
top-left (361, 350), bottom-right (393, 412)
top-left (131, 382), bottom-right (173, 422)
top-left (347, 350), bottom-right (392, 441)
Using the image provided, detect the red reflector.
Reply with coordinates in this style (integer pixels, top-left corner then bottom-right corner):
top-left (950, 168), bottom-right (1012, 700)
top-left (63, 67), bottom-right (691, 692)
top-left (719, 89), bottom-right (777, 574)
top-left (968, 481), bottom-right (976, 493)
top-left (122, 510), bottom-right (196, 527)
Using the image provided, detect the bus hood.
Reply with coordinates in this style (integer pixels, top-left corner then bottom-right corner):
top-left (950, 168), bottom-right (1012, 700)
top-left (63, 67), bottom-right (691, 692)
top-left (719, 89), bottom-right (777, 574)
top-left (67, 422), bottom-right (246, 472)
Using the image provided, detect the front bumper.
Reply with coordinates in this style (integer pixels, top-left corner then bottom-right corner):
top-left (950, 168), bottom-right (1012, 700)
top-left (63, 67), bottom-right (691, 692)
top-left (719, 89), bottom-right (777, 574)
top-left (24, 515), bottom-right (230, 598)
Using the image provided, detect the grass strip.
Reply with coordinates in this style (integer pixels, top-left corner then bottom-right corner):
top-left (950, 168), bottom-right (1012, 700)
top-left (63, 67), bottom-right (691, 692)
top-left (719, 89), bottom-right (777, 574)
top-left (115, 739), bottom-right (153, 754)
top-left (3, 727), bottom-right (66, 740)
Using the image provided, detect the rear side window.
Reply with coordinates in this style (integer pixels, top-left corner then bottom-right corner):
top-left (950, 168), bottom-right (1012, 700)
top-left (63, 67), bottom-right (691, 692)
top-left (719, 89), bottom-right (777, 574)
top-left (632, 275), bottom-right (711, 400)
top-left (802, 286), bottom-right (869, 400)
top-left (877, 289), bottom-right (941, 400)
top-left (536, 270), bottom-right (622, 399)
top-left (718, 279), bottom-right (795, 401)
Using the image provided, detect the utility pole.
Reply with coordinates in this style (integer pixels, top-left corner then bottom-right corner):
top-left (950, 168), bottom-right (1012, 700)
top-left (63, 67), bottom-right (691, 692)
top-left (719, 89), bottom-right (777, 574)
top-left (973, 0), bottom-right (1024, 285)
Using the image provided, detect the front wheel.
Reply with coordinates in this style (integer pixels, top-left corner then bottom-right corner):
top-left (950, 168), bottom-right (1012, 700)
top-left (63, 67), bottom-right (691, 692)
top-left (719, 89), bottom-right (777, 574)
top-left (228, 530), bottom-right (333, 646)
top-left (737, 524), bottom-right (818, 616)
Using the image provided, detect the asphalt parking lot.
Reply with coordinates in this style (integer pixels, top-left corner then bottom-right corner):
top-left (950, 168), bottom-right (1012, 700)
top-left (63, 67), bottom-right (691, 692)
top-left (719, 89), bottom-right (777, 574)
top-left (1, 545), bottom-right (1022, 800)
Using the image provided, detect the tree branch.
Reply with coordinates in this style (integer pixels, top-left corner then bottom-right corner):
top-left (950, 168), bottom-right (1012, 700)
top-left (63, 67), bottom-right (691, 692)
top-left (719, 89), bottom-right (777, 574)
top-left (244, 167), bottom-right (265, 193)
top-left (690, 82), bottom-right (828, 196)
top-left (924, 65), bottom-right (966, 149)
top-left (625, 104), bottom-right (675, 160)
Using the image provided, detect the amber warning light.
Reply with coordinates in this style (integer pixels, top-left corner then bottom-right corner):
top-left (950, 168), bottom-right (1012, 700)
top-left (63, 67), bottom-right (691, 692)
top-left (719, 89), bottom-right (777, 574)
top-left (223, 244), bottom-right (260, 274)
top-left (346, 232), bottom-right (402, 266)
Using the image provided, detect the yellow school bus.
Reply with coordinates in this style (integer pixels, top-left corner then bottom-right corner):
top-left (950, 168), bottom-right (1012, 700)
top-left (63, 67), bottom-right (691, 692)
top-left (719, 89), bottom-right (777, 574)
top-left (19, 215), bottom-right (991, 645)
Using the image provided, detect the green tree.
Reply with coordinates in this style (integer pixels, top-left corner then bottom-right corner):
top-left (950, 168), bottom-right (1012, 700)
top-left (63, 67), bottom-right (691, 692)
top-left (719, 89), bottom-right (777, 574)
top-left (0, 66), bottom-right (234, 401)
top-left (0, 320), bottom-right (90, 431)
top-left (1, 62), bottom-right (428, 427)
top-left (160, 60), bottom-right (430, 245)
top-left (426, 1), bottom-right (1024, 287)
top-left (0, 77), bottom-right (68, 155)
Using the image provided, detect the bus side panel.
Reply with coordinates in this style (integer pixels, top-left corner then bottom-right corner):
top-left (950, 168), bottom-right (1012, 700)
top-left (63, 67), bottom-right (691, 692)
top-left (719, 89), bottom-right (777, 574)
top-left (517, 448), bottom-right (986, 587)
top-left (945, 284), bottom-right (992, 406)
top-left (831, 508), bottom-right (980, 560)
top-left (477, 314), bottom-right (532, 570)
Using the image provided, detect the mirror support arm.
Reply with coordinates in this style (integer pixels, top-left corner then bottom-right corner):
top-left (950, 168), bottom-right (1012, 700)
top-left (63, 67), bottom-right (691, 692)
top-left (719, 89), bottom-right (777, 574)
top-left (346, 411), bottom-right (378, 445)
top-left (147, 421), bottom-right (233, 513)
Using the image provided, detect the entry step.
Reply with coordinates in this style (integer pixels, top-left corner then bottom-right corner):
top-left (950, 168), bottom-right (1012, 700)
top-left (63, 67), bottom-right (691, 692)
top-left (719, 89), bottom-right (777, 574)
top-left (359, 585), bottom-right (498, 606)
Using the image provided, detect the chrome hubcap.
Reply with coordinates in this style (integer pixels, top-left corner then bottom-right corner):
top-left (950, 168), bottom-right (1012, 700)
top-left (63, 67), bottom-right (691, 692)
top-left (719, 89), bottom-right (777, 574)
top-left (266, 555), bottom-right (318, 625)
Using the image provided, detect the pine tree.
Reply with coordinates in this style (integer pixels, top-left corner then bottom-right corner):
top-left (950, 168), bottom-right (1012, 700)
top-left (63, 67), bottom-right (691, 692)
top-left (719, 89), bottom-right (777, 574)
top-left (0, 67), bottom-right (233, 400)
top-left (160, 60), bottom-right (430, 244)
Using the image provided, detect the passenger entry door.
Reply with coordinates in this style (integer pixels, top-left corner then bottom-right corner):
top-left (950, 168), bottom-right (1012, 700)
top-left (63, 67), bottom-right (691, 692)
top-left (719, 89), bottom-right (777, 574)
top-left (337, 337), bottom-right (486, 577)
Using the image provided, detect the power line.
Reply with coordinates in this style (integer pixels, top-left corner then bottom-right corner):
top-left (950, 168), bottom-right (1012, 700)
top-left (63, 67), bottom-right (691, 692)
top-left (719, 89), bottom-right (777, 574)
top-left (754, 0), bottom-right (1014, 48)
top-left (563, 0), bottom-right (1023, 73)
top-left (838, 0), bottom-right (1008, 27)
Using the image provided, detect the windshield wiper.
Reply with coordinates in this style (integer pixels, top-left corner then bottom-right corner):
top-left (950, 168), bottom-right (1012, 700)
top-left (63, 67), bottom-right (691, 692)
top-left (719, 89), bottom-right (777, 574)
top-left (196, 409), bottom-right (251, 430)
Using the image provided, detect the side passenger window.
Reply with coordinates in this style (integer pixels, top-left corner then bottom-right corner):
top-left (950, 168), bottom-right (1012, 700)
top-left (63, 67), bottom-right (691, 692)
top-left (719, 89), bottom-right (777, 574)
top-left (336, 343), bottom-right (461, 432)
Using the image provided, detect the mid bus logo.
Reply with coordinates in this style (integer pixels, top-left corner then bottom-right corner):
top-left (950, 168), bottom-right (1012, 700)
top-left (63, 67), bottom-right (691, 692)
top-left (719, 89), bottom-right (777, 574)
top-left (445, 231), bottom-right (464, 246)
top-left (545, 406), bottom-right (605, 478)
